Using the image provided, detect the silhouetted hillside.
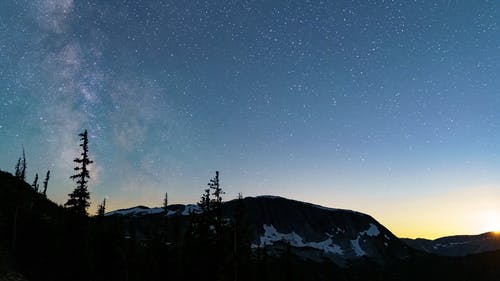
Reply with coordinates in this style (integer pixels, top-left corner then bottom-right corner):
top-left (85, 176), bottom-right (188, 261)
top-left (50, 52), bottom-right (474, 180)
top-left (402, 232), bottom-right (500, 256)
top-left (0, 170), bottom-right (64, 280)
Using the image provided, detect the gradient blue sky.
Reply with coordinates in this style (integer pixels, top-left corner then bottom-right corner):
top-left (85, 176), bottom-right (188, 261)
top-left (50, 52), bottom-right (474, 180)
top-left (1, 0), bottom-right (500, 238)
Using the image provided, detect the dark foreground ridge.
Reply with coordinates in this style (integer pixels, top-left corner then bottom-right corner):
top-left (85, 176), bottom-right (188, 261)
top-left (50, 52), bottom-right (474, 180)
top-left (3, 169), bottom-right (500, 281)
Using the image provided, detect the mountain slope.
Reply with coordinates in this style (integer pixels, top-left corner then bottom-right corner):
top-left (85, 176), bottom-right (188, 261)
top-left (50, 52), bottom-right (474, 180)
top-left (224, 196), bottom-right (412, 263)
top-left (105, 203), bottom-right (201, 217)
top-left (0, 170), bottom-right (64, 280)
top-left (402, 232), bottom-right (500, 256)
top-left (107, 195), bottom-right (413, 264)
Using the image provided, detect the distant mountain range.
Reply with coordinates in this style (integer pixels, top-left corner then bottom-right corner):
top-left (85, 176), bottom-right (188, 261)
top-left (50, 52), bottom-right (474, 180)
top-left (402, 232), bottom-right (500, 256)
top-left (107, 196), bottom-right (500, 260)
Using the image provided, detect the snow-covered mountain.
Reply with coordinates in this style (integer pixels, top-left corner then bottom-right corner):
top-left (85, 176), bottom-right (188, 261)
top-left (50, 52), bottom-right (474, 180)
top-left (106, 195), bottom-right (413, 264)
top-left (223, 196), bottom-right (412, 264)
top-left (402, 232), bottom-right (500, 256)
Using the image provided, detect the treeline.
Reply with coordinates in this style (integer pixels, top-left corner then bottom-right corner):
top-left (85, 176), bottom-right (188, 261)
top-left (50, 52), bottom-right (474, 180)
top-left (13, 147), bottom-right (50, 198)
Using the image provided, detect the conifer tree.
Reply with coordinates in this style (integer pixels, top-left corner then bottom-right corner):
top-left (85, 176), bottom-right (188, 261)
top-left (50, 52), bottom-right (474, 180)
top-left (162, 192), bottom-right (169, 243)
top-left (21, 148), bottom-right (26, 181)
top-left (14, 148), bottom-right (26, 181)
top-left (42, 170), bottom-right (50, 197)
top-left (65, 130), bottom-right (93, 216)
top-left (31, 173), bottom-right (39, 192)
top-left (162, 192), bottom-right (168, 213)
top-left (195, 188), bottom-right (212, 240)
top-left (209, 171), bottom-right (223, 208)
top-left (30, 173), bottom-right (38, 211)
top-left (209, 171), bottom-right (224, 236)
top-left (233, 192), bottom-right (251, 281)
top-left (198, 188), bottom-right (211, 213)
top-left (15, 158), bottom-right (21, 179)
top-left (97, 198), bottom-right (106, 217)
top-left (209, 171), bottom-right (227, 280)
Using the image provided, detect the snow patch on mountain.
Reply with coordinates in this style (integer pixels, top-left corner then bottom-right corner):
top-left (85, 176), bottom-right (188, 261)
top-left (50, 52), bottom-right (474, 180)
top-left (181, 204), bottom-right (202, 215)
top-left (106, 204), bottom-right (201, 217)
top-left (308, 238), bottom-right (344, 255)
top-left (334, 227), bottom-right (345, 234)
top-left (351, 237), bottom-right (366, 256)
top-left (106, 206), bottom-right (163, 216)
top-left (349, 223), bottom-right (381, 256)
top-left (361, 223), bottom-right (380, 237)
top-left (259, 224), bottom-right (344, 255)
top-left (260, 224), bottom-right (305, 247)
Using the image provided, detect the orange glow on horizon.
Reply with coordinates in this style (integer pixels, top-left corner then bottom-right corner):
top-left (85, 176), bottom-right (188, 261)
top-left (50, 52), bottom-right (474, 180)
top-left (85, 183), bottom-right (500, 240)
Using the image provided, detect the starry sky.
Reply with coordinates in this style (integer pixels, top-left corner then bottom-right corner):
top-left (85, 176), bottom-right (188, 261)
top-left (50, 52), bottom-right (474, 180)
top-left (1, 0), bottom-right (500, 238)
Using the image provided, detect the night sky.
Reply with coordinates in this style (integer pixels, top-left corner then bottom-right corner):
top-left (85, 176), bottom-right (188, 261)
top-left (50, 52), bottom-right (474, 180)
top-left (1, 1), bottom-right (500, 238)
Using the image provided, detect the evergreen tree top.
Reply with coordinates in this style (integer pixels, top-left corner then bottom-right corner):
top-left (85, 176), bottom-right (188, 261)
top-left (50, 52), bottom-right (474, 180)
top-left (65, 129), bottom-right (93, 216)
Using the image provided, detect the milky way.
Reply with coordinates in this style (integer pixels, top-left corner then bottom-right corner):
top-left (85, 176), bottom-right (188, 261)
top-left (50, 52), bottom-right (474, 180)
top-left (1, 1), bottom-right (500, 237)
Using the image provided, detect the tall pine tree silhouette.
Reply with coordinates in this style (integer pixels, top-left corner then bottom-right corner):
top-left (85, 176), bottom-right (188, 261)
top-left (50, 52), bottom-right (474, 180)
top-left (209, 171), bottom-right (226, 280)
top-left (209, 171), bottom-right (224, 235)
top-left (97, 198), bottom-right (106, 217)
top-left (14, 147), bottom-right (26, 181)
top-left (21, 147), bottom-right (26, 181)
top-left (15, 158), bottom-right (21, 178)
top-left (65, 130), bottom-right (93, 216)
top-left (42, 170), bottom-right (50, 197)
top-left (162, 192), bottom-right (169, 243)
top-left (162, 192), bottom-right (169, 213)
top-left (31, 173), bottom-right (39, 192)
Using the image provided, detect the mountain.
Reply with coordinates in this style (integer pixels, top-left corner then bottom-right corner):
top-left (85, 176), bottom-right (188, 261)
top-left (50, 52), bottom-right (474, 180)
top-left (4, 168), bottom-right (500, 280)
top-left (226, 196), bottom-right (415, 264)
top-left (402, 232), bottom-right (500, 256)
top-left (108, 198), bottom-right (500, 261)
top-left (105, 204), bottom-right (201, 217)
top-left (106, 195), bottom-right (413, 265)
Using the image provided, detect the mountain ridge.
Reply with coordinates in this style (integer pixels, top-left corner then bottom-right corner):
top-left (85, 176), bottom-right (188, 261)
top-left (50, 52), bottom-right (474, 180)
top-left (402, 231), bottom-right (500, 256)
top-left (107, 196), bottom-right (500, 259)
top-left (106, 195), bottom-right (412, 264)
